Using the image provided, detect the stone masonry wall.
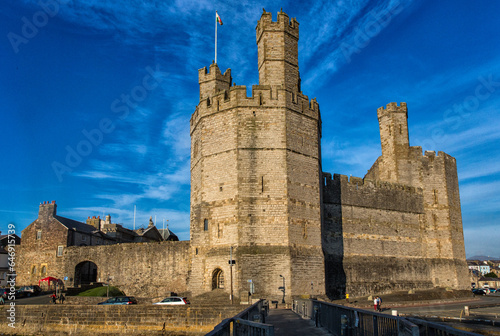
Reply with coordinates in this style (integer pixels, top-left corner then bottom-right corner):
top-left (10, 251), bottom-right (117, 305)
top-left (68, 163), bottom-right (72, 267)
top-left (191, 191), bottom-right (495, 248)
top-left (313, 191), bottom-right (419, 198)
top-left (62, 241), bottom-right (191, 297)
top-left (19, 241), bottom-right (191, 298)
top-left (0, 304), bottom-right (244, 336)
top-left (322, 173), bottom-right (433, 298)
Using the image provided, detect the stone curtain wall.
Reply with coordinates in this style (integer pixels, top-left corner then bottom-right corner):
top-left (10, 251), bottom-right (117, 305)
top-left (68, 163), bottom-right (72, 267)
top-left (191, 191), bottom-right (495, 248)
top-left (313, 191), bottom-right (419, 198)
top-left (18, 241), bottom-right (191, 297)
top-left (61, 241), bottom-right (191, 297)
top-left (322, 173), bottom-right (433, 298)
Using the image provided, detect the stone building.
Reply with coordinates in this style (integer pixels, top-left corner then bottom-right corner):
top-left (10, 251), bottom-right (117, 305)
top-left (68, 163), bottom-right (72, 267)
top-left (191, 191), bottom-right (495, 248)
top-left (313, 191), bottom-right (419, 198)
top-left (16, 10), bottom-right (468, 300)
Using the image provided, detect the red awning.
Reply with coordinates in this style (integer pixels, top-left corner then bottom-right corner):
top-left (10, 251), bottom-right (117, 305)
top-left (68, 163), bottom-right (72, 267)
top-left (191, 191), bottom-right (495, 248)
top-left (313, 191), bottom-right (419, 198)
top-left (38, 276), bottom-right (62, 285)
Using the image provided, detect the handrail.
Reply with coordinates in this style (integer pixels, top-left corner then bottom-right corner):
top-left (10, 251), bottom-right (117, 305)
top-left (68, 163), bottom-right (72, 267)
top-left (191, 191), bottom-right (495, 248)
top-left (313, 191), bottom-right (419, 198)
top-left (292, 299), bottom-right (481, 336)
top-left (205, 299), bottom-right (272, 336)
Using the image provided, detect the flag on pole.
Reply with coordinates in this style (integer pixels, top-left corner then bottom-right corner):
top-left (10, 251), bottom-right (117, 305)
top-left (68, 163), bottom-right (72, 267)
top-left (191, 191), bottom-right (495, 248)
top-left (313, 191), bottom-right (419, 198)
top-left (216, 12), bottom-right (223, 25)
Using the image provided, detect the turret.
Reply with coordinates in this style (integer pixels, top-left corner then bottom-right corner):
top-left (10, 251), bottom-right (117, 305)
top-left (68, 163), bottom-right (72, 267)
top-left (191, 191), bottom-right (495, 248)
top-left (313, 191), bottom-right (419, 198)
top-left (256, 9), bottom-right (300, 92)
top-left (198, 62), bottom-right (232, 101)
top-left (377, 102), bottom-right (409, 161)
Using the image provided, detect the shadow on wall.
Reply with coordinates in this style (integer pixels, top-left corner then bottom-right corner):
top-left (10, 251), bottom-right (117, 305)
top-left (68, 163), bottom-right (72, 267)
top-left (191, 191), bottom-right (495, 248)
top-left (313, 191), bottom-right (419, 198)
top-left (322, 172), bottom-right (346, 300)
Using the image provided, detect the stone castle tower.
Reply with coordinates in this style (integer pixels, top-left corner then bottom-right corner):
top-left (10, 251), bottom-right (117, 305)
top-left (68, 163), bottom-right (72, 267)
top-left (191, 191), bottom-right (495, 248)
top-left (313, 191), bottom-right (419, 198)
top-left (366, 103), bottom-right (469, 289)
top-left (189, 9), bottom-right (325, 300)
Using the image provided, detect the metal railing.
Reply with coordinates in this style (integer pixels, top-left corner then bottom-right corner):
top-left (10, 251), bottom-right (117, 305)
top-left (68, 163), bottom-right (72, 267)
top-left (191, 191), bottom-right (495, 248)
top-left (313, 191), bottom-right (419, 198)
top-left (205, 299), bottom-right (274, 336)
top-left (293, 299), bottom-right (480, 336)
top-left (405, 317), bottom-right (482, 336)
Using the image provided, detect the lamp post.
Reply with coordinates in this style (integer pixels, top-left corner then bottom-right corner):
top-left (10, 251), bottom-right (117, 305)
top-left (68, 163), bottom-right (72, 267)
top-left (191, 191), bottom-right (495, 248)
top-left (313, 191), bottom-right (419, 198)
top-left (279, 275), bottom-right (285, 303)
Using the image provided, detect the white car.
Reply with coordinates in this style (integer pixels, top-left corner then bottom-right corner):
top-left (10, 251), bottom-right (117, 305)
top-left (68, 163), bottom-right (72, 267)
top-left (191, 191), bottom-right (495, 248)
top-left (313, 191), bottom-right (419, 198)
top-left (153, 296), bottom-right (190, 305)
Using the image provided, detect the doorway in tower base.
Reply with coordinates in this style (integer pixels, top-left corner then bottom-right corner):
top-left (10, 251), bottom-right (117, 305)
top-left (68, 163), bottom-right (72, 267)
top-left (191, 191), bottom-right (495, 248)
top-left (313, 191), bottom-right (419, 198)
top-left (212, 268), bottom-right (224, 290)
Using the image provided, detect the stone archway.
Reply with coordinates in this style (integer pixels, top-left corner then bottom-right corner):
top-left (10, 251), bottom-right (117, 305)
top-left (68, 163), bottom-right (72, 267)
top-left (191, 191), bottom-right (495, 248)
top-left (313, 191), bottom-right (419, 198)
top-left (212, 268), bottom-right (224, 290)
top-left (74, 261), bottom-right (98, 286)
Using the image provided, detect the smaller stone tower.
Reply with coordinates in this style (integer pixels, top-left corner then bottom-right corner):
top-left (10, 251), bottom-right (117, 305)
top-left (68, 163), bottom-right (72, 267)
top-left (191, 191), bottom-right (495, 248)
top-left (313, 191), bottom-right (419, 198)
top-left (198, 62), bottom-right (232, 101)
top-left (256, 9), bottom-right (300, 92)
top-left (376, 102), bottom-right (410, 184)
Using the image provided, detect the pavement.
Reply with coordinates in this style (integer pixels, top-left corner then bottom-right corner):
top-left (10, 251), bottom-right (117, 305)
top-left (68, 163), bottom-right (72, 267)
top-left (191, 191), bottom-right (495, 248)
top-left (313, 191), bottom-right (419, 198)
top-left (350, 294), bottom-right (500, 335)
top-left (266, 309), bottom-right (332, 336)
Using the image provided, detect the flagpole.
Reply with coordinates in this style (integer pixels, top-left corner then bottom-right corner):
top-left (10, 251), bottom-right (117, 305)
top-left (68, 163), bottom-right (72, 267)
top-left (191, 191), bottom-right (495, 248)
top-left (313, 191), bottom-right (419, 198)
top-left (215, 11), bottom-right (218, 64)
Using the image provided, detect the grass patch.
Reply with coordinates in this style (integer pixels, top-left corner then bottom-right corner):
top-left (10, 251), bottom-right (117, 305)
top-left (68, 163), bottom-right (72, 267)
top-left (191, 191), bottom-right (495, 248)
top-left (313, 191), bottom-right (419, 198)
top-left (76, 286), bottom-right (124, 297)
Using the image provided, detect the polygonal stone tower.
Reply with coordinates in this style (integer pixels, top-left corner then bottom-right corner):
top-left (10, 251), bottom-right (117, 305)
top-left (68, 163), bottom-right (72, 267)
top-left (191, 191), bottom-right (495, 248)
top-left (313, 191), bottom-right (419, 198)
top-left (366, 102), bottom-right (469, 290)
top-left (189, 9), bottom-right (325, 301)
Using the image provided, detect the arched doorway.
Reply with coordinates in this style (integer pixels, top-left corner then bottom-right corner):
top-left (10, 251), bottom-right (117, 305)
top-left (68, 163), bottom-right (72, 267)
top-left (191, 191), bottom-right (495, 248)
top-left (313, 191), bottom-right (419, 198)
top-left (212, 268), bottom-right (224, 290)
top-left (74, 261), bottom-right (97, 286)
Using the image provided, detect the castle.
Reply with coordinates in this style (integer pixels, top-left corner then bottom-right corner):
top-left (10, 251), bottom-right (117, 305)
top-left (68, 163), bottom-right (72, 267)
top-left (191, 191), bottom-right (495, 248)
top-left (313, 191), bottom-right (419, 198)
top-left (17, 10), bottom-right (468, 300)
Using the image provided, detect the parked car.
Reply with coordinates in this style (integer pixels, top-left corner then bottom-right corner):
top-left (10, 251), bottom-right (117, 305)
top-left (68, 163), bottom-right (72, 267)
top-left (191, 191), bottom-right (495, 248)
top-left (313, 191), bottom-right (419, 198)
top-left (472, 288), bottom-right (486, 295)
top-left (98, 296), bottom-right (137, 305)
top-left (153, 296), bottom-right (190, 305)
top-left (18, 285), bottom-right (42, 297)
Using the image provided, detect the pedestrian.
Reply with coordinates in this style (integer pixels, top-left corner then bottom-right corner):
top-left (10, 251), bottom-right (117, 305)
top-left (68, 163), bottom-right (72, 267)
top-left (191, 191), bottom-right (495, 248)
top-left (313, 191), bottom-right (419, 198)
top-left (59, 293), bottom-right (65, 304)
top-left (346, 293), bottom-right (349, 303)
top-left (0, 296), bottom-right (4, 305)
top-left (373, 296), bottom-right (378, 311)
top-left (377, 296), bottom-right (382, 312)
top-left (50, 292), bottom-right (57, 304)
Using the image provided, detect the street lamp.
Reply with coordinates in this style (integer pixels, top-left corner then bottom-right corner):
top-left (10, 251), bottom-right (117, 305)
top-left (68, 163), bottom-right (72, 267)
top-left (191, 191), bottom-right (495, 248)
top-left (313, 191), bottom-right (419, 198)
top-left (279, 275), bottom-right (285, 303)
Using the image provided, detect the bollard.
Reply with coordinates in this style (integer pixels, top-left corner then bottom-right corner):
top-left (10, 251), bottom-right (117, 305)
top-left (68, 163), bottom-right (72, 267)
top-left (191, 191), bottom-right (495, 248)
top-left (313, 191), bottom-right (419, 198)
top-left (464, 306), bottom-right (469, 317)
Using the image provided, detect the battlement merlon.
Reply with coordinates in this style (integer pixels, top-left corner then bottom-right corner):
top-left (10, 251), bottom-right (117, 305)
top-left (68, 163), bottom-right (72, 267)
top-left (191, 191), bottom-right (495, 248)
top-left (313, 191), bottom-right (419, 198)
top-left (198, 63), bottom-right (232, 101)
top-left (256, 9), bottom-right (299, 42)
top-left (323, 173), bottom-right (421, 193)
top-left (377, 102), bottom-right (408, 119)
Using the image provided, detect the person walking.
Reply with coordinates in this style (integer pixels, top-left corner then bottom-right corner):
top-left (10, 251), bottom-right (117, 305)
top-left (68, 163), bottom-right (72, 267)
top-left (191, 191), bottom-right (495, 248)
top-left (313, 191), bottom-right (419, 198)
top-left (50, 292), bottom-right (57, 304)
top-left (373, 296), bottom-right (378, 311)
top-left (59, 293), bottom-right (65, 304)
top-left (377, 296), bottom-right (382, 312)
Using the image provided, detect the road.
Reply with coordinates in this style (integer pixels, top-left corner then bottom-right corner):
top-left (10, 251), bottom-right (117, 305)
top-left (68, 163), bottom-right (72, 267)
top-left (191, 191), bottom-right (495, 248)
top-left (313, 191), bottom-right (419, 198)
top-left (5, 294), bottom-right (54, 305)
top-left (387, 295), bottom-right (500, 318)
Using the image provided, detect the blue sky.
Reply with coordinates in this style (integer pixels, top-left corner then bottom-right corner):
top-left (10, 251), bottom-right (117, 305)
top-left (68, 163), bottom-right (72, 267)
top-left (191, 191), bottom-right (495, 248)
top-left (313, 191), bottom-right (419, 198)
top-left (1, 0), bottom-right (499, 257)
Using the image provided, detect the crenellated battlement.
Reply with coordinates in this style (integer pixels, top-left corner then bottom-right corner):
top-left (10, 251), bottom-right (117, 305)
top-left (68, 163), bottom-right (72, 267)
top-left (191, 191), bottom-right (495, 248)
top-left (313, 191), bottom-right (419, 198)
top-left (256, 9), bottom-right (299, 42)
top-left (190, 83), bottom-right (319, 131)
top-left (323, 173), bottom-right (420, 194)
top-left (377, 102), bottom-right (407, 119)
top-left (198, 63), bottom-right (232, 101)
top-left (322, 172), bottom-right (424, 215)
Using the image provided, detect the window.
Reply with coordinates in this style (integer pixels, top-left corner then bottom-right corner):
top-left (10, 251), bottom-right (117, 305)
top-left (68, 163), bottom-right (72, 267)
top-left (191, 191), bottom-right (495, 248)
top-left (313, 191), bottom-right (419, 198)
top-left (36, 230), bottom-right (42, 240)
top-left (82, 235), bottom-right (86, 242)
top-left (41, 266), bottom-right (47, 276)
top-left (31, 265), bottom-right (37, 275)
top-left (204, 219), bottom-right (208, 231)
top-left (57, 246), bottom-right (64, 257)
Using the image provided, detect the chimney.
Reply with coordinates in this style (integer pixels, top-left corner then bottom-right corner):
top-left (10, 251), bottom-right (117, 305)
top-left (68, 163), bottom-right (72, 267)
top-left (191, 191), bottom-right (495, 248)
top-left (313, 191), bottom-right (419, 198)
top-left (38, 200), bottom-right (57, 219)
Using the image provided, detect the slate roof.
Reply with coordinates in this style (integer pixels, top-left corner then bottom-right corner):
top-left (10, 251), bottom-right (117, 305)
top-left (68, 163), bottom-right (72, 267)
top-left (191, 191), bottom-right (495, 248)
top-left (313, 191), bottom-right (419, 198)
top-left (158, 228), bottom-right (179, 241)
top-left (55, 215), bottom-right (100, 234)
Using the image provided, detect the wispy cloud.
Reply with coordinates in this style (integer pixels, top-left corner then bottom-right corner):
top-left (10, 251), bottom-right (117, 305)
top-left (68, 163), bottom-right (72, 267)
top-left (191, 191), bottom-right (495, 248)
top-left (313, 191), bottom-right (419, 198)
top-left (301, 0), bottom-right (415, 89)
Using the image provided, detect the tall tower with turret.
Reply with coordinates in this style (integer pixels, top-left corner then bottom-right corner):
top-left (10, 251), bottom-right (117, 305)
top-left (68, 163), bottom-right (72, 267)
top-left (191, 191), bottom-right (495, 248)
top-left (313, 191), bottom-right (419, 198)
top-left (189, 9), bottom-right (325, 300)
top-left (366, 102), bottom-right (469, 290)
